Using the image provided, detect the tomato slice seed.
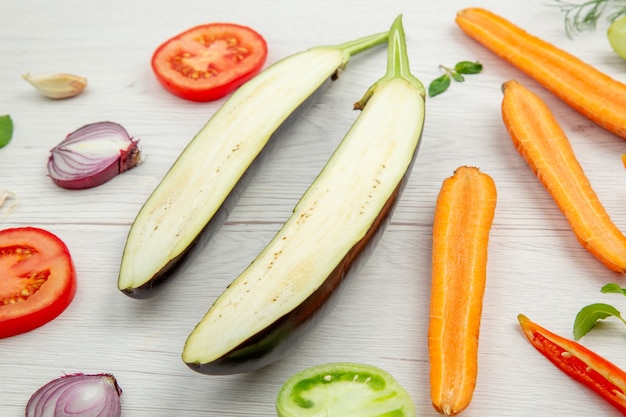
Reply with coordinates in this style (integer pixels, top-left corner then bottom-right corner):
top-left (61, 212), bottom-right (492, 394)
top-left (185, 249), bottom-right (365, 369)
top-left (0, 227), bottom-right (76, 338)
top-left (151, 22), bottom-right (268, 102)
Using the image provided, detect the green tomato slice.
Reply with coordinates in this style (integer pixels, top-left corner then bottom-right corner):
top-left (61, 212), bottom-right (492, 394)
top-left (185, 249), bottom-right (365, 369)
top-left (276, 362), bottom-right (416, 417)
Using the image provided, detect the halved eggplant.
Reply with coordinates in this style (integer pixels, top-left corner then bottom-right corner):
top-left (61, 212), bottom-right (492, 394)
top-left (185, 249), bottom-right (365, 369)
top-left (117, 31), bottom-right (389, 298)
top-left (182, 15), bottom-right (426, 375)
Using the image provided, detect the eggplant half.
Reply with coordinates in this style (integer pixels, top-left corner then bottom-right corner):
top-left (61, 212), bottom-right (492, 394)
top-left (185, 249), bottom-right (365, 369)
top-left (117, 31), bottom-right (389, 298)
top-left (182, 15), bottom-right (426, 375)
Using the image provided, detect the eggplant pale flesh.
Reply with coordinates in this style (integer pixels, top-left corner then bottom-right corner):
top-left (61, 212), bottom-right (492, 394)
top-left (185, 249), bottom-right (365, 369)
top-left (117, 31), bottom-right (389, 298)
top-left (182, 15), bottom-right (426, 375)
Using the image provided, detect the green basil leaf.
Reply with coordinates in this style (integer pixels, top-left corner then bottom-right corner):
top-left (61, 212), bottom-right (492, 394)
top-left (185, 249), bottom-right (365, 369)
top-left (0, 115), bottom-right (13, 148)
top-left (450, 70), bottom-right (465, 82)
top-left (428, 74), bottom-right (451, 97)
top-left (455, 61), bottom-right (483, 75)
top-left (600, 283), bottom-right (626, 296)
top-left (573, 303), bottom-right (623, 340)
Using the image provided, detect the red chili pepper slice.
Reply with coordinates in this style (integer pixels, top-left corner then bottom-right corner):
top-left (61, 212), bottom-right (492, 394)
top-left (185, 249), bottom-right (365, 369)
top-left (518, 314), bottom-right (626, 414)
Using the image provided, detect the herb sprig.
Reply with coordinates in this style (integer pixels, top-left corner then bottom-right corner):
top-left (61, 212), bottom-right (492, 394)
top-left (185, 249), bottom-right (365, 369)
top-left (573, 283), bottom-right (626, 339)
top-left (428, 61), bottom-right (483, 97)
top-left (552, 0), bottom-right (626, 37)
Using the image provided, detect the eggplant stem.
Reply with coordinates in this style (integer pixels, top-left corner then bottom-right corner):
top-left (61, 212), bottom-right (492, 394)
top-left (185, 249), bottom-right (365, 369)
top-left (119, 30), bottom-right (390, 297)
top-left (355, 15), bottom-right (425, 110)
top-left (335, 31), bottom-right (389, 57)
top-left (181, 16), bottom-right (426, 374)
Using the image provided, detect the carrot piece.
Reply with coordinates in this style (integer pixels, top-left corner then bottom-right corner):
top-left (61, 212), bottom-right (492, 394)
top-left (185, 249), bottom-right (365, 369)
top-left (429, 166), bottom-right (497, 416)
top-left (501, 79), bottom-right (626, 273)
top-left (518, 314), bottom-right (626, 415)
top-left (456, 7), bottom-right (626, 139)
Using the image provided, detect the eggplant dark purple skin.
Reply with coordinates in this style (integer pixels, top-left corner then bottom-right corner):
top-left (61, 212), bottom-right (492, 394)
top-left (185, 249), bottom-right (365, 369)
top-left (118, 31), bottom-right (390, 299)
top-left (184, 141), bottom-right (421, 375)
top-left (182, 15), bottom-right (425, 375)
top-left (119, 79), bottom-right (332, 299)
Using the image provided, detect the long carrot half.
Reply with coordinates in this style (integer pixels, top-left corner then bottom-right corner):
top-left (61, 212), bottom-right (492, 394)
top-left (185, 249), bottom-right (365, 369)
top-left (501, 79), bottom-right (626, 273)
top-left (456, 7), bottom-right (626, 140)
top-left (429, 166), bottom-right (497, 416)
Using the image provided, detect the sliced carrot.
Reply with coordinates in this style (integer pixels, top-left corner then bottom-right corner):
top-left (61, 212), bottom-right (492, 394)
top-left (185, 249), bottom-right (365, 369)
top-left (501, 79), bottom-right (626, 273)
top-left (429, 166), bottom-right (497, 416)
top-left (456, 7), bottom-right (626, 139)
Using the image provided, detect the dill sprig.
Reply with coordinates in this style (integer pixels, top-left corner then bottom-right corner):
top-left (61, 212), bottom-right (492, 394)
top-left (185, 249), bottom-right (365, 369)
top-left (551, 0), bottom-right (626, 37)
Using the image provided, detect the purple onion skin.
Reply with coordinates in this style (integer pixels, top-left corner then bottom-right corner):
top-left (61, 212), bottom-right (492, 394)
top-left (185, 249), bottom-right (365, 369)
top-left (49, 142), bottom-right (140, 190)
top-left (25, 373), bottom-right (122, 417)
top-left (47, 121), bottom-right (141, 190)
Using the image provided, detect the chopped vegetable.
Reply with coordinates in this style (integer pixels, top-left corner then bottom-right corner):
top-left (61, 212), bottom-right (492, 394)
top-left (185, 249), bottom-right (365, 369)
top-left (428, 61), bottom-right (483, 97)
top-left (22, 72), bottom-right (87, 99)
top-left (47, 121), bottom-right (141, 190)
top-left (573, 283), bottom-right (626, 339)
top-left (26, 373), bottom-right (122, 417)
top-left (182, 15), bottom-right (425, 375)
top-left (276, 362), bottom-right (416, 417)
top-left (151, 22), bottom-right (268, 102)
top-left (428, 166), bottom-right (497, 416)
top-left (0, 114), bottom-right (13, 148)
top-left (519, 314), bottom-right (626, 415)
top-left (0, 227), bottom-right (76, 339)
top-left (501, 79), bottom-right (626, 272)
top-left (456, 7), bottom-right (626, 140)
top-left (119, 28), bottom-right (389, 298)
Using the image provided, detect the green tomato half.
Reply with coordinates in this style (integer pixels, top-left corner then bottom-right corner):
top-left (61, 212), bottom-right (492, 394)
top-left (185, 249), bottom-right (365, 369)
top-left (276, 362), bottom-right (416, 417)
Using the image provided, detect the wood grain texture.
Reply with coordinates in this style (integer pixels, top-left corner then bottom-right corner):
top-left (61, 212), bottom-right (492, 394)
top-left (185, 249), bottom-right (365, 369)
top-left (2, 0), bottom-right (626, 416)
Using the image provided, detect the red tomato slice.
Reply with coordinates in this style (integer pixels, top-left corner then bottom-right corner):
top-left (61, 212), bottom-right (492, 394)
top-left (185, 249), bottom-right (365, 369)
top-left (151, 22), bottom-right (268, 102)
top-left (0, 227), bottom-right (76, 338)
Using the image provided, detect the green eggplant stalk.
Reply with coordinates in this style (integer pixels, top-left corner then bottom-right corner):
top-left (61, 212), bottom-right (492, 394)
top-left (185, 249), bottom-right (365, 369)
top-left (117, 31), bottom-right (389, 298)
top-left (182, 15), bottom-right (426, 375)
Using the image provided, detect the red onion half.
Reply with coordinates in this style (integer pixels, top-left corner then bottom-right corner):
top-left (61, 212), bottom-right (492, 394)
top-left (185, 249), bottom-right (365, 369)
top-left (25, 373), bottom-right (122, 417)
top-left (47, 121), bottom-right (141, 190)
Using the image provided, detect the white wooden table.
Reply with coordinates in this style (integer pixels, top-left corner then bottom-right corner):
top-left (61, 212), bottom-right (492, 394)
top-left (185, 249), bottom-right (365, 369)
top-left (2, 0), bottom-right (626, 415)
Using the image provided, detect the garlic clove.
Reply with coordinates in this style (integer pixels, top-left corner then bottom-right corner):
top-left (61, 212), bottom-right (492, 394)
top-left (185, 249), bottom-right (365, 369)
top-left (22, 72), bottom-right (87, 99)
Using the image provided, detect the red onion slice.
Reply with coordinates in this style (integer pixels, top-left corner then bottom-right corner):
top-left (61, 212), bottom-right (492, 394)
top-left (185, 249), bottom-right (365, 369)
top-left (47, 121), bottom-right (141, 190)
top-left (25, 373), bottom-right (122, 417)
